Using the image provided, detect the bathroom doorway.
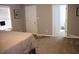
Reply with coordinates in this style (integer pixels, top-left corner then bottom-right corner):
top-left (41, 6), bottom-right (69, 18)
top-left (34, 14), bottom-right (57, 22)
top-left (53, 5), bottom-right (67, 37)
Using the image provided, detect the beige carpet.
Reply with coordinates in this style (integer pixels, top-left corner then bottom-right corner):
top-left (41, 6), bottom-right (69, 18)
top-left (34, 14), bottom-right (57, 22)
top-left (35, 36), bottom-right (79, 54)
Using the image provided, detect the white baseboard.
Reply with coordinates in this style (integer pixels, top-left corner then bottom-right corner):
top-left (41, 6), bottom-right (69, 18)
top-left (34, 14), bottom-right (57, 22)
top-left (33, 33), bottom-right (79, 39)
top-left (33, 33), bottom-right (53, 37)
top-left (66, 35), bottom-right (79, 39)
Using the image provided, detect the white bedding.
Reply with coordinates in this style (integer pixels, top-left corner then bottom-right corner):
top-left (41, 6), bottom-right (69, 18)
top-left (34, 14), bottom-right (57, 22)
top-left (0, 31), bottom-right (37, 54)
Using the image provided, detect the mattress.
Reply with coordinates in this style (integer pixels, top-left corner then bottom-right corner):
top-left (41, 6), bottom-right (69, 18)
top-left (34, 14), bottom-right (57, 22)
top-left (0, 31), bottom-right (37, 54)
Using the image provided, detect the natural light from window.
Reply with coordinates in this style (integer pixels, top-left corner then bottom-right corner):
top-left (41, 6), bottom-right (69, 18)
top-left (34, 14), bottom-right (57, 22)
top-left (0, 6), bottom-right (12, 31)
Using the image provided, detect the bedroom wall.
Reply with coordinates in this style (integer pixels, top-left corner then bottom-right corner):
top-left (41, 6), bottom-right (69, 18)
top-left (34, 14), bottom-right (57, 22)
top-left (19, 5), bottom-right (26, 32)
top-left (67, 4), bottom-right (79, 36)
top-left (0, 4), bottom-right (26, 32)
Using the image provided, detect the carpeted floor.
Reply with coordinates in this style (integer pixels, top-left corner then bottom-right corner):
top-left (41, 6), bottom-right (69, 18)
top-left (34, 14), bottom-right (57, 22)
top-left (35, 36), bottom-right (79, 54)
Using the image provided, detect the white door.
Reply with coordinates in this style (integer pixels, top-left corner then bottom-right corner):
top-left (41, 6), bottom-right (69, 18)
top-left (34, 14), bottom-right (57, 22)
top-left (25, 5), bottom-right (37, 33)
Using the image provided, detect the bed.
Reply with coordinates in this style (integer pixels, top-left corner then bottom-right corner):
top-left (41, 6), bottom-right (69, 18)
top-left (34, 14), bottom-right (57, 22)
top-left (0, 31), bottom-right (37, 54)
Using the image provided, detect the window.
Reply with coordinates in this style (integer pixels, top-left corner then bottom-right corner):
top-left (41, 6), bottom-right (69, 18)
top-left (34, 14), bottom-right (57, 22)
top-left (0, 6), bottom-right (12, 31)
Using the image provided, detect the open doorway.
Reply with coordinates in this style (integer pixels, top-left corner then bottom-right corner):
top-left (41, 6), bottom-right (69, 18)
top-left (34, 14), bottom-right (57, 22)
top-left (53, 5), bottom-right (67, 37)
